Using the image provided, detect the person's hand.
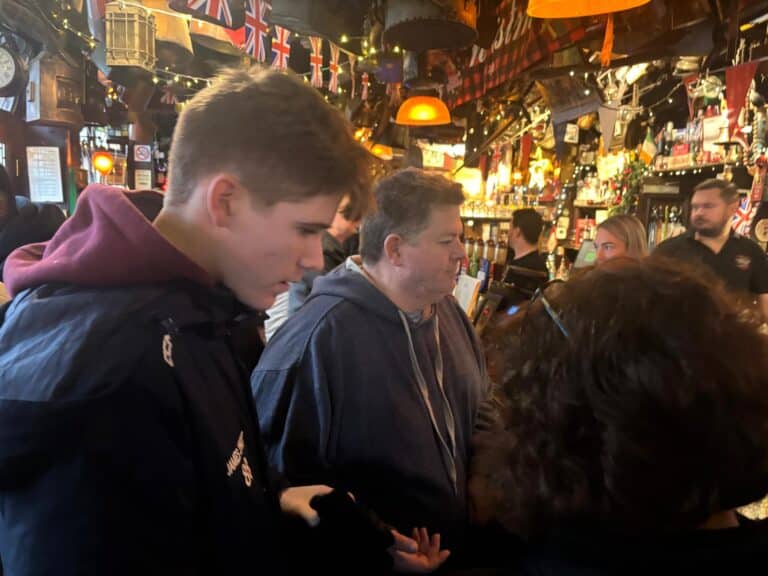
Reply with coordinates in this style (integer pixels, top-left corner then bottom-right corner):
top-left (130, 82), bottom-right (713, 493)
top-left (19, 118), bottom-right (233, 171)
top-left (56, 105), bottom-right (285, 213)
top-left (389, 527), bottom-right (451, 573)
top-left (279, 485), bottom-right (333, 527)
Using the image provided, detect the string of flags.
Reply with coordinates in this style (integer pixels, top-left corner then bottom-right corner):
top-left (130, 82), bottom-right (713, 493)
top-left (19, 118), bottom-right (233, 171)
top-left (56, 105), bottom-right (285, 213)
top-left (176, 0), bottom-right (367, 97)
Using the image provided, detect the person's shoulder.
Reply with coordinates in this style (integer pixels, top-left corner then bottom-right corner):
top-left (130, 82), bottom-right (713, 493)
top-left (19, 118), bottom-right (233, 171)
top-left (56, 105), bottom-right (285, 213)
top-left (734, 234), bottom-right (768, 256)
top-left (0, 284), bottom-right (171, 403)
top-left (258, 293), bottom-right (351, 369)
top-left (654, 232), bottom-right (691, 254)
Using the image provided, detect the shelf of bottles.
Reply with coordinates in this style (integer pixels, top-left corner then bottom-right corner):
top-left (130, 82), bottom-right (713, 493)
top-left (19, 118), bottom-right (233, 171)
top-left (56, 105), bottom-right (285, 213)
top-left (647, 204), bottom-right (686, 250)
top-left (460, 184), bottom-right (541, 221)
top-left (460, 228), bottom-right (509, 294)
top-left (649, 100), bottom-right (745, 176)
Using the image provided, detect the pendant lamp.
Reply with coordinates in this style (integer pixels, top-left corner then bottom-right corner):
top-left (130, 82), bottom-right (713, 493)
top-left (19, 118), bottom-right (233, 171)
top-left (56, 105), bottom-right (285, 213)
top-left (395, 95), bottom-right (451, 126)
top-left (526, 0), bottom-right (650, 18)
top-left (92, 150), bottom-right (115, 176)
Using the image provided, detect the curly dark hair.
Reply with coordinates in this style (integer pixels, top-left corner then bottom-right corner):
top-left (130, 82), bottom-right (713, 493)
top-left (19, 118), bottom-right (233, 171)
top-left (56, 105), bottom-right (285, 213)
top-left (471, 258), bottom-right (768, 537)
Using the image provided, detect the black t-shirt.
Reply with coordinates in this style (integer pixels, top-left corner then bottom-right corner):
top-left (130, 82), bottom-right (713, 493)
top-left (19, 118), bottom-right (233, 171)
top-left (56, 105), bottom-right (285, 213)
top-left (654, 231), bottom-right (768, 295)
top-left (507, 250), bottom-right (549, 274)
top-left (503, 251), bottom-right (549, 299)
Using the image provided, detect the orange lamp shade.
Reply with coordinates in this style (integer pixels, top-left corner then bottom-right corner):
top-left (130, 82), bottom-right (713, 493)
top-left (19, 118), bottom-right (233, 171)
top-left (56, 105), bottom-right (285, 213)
top-left (92, 150), bottom-right (115, 176)
top-left (395, 96), bottom-right (451, 126)
top-left (526, 0), bottom-right (650, 18)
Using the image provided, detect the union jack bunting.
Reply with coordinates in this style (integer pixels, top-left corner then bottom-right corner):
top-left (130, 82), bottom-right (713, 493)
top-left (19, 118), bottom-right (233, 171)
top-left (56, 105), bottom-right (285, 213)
top-left (309, 37), bottom-right (323, 87)
top-left (271, 25), bottom-right (291, 69)
top-left (245, 0), bottom-right (270, 62)
top-left (186, 0), bottom-right (233, 28)
top-left (732, 195), bottom-right (755, 235)
top-left (169, 0), bottom-right (244, 29)
top-left (328, 43), bottom-right (340, 93)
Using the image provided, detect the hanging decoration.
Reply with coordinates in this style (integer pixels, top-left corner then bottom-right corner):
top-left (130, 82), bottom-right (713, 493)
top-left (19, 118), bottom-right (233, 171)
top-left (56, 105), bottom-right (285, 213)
top-left (86, 0), bottom-right (109, 42)
top-left (244, 0), bottom-right (270, 62)
top-left (726, 61), bottom-right (758, 141)
top-left (271, 25), bottom-right (290, 69)
top-left (348, 54), bottom-right (357, 98)
top-left (599, 105), bottom-right (619, 149)
top-left (682, 74), bottom-right (698, 120)
top-left (328, 43), bottom-right (340, 93)
top-left (309, 37), bottom-right (323, 88)
top-left (600, 14), bottom-right (614, 68)
top-left (732, 195), bottom-right (756, 235)
top-left (170, 0), bottom-right (244, 29)
top-left (361, 72), bottom-right (369, 100)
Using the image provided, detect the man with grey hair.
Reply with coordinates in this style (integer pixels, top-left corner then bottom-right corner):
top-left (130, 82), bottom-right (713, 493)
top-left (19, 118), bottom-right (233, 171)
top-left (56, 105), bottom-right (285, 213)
top-left (252, 168), bottom-right (494, 569)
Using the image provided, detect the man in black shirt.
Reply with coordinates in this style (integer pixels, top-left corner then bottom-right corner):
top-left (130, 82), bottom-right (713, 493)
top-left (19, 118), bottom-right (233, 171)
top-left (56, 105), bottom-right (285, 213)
top-left (654, 178), bottom-right (768, 322)
top-left (504, 208), bottom-right (548, 296)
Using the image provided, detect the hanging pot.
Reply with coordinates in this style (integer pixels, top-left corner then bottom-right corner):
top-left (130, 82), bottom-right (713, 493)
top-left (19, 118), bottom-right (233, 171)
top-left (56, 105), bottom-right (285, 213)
top-left (383, 0), bottom-right (477, 52)
top-left (142, 0), bottom-right (194, 71)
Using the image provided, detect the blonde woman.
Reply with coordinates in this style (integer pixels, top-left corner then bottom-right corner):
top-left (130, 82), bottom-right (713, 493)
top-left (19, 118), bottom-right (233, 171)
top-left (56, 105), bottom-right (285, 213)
top-left (595, 214), bottom-right (649, 264)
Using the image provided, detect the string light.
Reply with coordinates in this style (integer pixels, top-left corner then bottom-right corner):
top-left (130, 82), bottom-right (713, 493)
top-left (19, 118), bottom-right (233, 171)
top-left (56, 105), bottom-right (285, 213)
top-left (51, 6), bottom-right (99, 48)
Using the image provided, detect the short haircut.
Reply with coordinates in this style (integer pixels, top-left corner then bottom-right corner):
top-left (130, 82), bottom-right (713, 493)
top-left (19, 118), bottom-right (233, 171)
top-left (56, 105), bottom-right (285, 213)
top-left (360, 168), bottom-right (464, 264)
top-left (596, 214), bottom-right (648, 259)
top-left (693, 178), bottom-right (738, 204)
top-left (473, 258), bottom-right (768, 537)
top-left (166, 67), bottom-right (372, 219)
top-left (512, 208), bottom-right (543, 245)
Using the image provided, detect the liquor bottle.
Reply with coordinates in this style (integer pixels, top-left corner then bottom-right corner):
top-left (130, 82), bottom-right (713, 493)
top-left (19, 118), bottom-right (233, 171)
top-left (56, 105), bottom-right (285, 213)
top-left (468, 243), bottom-right (480, 278)
top-left (556, 208), bottom-right (570, 241)
top-left (460, 236), bottom-right (470, 275)
top-left (478, 239), bottom-right (492, 292)
top-left (496, 234), bottom-right (508, 268)
top-left (485, 236), bottom-right (496, 285)
top-left (647, 206), bottom-right (658, 250)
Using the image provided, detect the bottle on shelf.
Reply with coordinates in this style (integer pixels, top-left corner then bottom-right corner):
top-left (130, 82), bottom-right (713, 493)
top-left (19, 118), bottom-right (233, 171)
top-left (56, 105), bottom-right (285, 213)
top-left (496, 234), bottom-right (508, 268)
top-left (555, 247), bottom-right (570, 281)
top-left (468, 242), bottom-right (480, 278)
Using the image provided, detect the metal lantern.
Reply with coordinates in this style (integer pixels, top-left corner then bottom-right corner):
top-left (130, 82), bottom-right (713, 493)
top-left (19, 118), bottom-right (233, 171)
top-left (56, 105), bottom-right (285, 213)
top-left (383, 0), bottom-right (477, 53)
top-left (105, 1), bottom-right (156, 72)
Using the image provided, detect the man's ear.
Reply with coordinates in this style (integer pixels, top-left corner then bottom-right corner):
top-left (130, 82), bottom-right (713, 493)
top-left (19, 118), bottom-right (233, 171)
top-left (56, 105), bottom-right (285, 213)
top-left (204, 174), bottom-right (239, 229)
top-left (383, 233), bottom-right (405, 266)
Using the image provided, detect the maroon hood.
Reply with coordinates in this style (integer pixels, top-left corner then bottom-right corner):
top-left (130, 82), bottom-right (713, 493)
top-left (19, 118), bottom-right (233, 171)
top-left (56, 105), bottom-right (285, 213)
top-left (4, 184), bottom-right (213, 297)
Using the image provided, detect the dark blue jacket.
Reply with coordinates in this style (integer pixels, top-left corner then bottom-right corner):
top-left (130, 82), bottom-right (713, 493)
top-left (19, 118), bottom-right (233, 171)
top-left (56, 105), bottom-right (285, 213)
top-left (0, 281), bottom-right (278, 575)
top-left (0, 185), bottom-right (279, 575)
top-left (252, 259), bottom-right (494, 556)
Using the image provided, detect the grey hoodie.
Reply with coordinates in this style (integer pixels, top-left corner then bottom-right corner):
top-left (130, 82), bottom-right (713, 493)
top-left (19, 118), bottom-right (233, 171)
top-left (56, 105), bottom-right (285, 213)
top-left (252, 258), bottom-right (493, 553)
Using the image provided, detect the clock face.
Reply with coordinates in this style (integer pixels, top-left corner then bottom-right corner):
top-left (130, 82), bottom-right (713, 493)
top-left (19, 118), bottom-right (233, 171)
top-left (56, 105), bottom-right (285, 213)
top-left (0, 48), bottom-right (17, 89)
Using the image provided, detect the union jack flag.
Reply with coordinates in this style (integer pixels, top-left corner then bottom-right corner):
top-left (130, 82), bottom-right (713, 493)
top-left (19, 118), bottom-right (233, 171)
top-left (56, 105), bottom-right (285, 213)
top-left (732, 195), bottom-right (755, 235)
top-left (245, 0), bottom-right (270, 62)
top-left (309, 37), bottom-right (323, 87)
top-left (271, 25), bottom-right (291, 69)
top-left (328, 43), bottom-right (340, 93)
top-left (186, 0), bottom-right (233, 28)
